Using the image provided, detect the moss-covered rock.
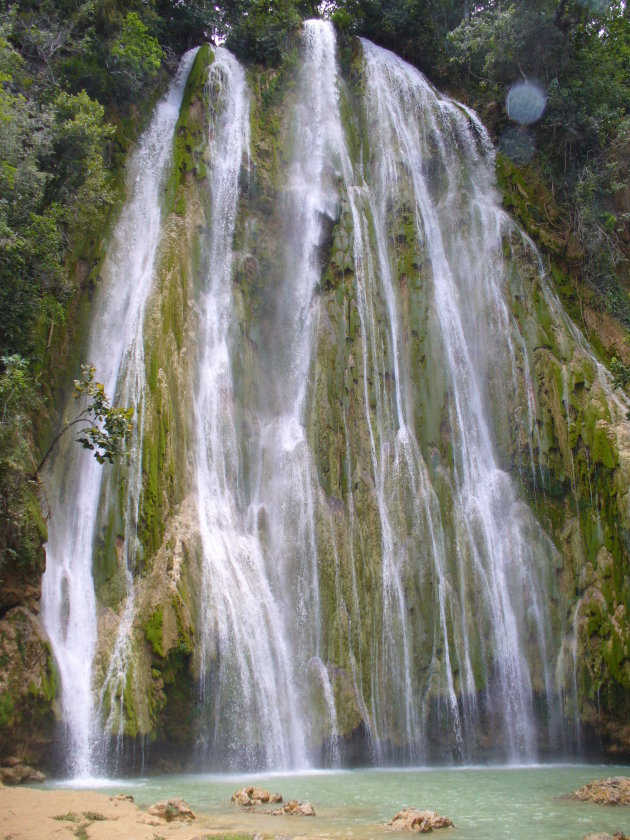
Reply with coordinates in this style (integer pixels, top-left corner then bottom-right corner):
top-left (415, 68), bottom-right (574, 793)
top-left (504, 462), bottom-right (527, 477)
top-left (0, 608), bottom-right (57, 768)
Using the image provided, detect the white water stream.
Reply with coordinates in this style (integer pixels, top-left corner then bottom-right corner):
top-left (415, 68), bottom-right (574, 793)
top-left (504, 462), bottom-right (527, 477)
top-left (41, 50), bottom-right (198, 778)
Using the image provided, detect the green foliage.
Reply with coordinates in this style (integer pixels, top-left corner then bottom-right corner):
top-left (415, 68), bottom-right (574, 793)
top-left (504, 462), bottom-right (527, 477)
top-left (224, 0), bottom-right (316, 65)
top-left (53, 813), bottom-right (81, 823)
top-left (610, 357), bottom-right (630, 391)
top-left (154, 0), bottom-right (219, 51)
top-left (110, 12), bottom-right (163, 96)
top-left (49, 89), bottom-right (114, 229)
top-left (204, 835), bottom-right (254, 840)
top-left (70, 364), bottom-right (134, 465)
top-left (35, 363), bottom-right (133, 473)
top-left (0, 355), bottom-right (43, 570)
top-left (333, 0), bottom-right (466, 73)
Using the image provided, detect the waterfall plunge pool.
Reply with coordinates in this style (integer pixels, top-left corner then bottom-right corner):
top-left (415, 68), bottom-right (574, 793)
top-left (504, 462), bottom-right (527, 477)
top-left (44, 765), bottom-right (630, 839)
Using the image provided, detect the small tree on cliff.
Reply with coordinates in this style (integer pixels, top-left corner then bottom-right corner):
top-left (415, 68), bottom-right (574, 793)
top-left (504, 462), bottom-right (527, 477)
top-left (37, 363), bottom-right (133, 473)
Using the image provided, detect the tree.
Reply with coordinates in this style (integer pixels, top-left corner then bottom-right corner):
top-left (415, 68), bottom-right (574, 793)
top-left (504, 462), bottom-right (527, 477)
top-left (110, 11), bottom-right (163, 95)
top-left (223, 0), bottom-right (318, 65)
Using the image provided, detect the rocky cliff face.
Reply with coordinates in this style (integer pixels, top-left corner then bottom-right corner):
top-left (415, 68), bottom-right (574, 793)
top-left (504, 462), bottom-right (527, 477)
top-left (2, 26), bottom-right (628, 773)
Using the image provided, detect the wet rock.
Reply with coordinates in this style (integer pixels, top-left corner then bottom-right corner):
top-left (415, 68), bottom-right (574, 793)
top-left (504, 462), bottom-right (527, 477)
top-left (156, 757), bottom-right (182, 774)
top-left (146, 797), bottom-right (196, 821)
top-left (231, 786), bottom-right (283, 806)
top-left (569, 777), bottom-right (630, 806)
top-left (0, 608), bottom-right (57, 764)
top-left (111, 793), bottom-right (134, 803)
top-left (387, 808), bottom-right (453, 832)
top-left (271, 799), bottom-right (316, 816)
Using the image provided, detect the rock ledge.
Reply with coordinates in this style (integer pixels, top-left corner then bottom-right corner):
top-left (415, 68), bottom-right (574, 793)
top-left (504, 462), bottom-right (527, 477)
top-left (569, 777), bottom-right (630, 806)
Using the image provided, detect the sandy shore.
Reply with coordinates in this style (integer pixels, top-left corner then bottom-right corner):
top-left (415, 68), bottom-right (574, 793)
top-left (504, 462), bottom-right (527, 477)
top-left (0, 785), bottom-right (332, 840)
top-left (0, 785), bottom-right (231, 840)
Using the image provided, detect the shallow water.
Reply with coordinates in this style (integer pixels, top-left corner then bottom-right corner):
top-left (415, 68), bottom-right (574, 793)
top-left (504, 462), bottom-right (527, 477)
top-left (48, 765), bottom-right (630, 839)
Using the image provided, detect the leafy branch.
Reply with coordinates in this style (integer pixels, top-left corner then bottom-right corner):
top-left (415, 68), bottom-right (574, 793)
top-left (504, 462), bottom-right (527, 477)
top-left (37, 364), bottom-right (133, 473)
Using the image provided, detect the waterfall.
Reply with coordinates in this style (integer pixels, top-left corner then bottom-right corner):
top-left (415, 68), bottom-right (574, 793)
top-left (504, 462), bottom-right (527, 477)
top-left (41, 19), bottom-right (607, 774)
top-left (195, 25), bottom-right (348, 769)
top-left (345, 37), bottom-right (560, 760)
top-left (194, 47), bottom-right (310, 769)
top-left (41, 49), bottom-right (198, 778)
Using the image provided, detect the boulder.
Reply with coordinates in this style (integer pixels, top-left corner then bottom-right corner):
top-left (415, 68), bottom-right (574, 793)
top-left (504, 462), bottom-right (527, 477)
top-left (271, 800), bottom-right (316, 816)
top-left (146, 798), bottom-right (196, 821)
top-left (569, 778), bottom-right (630, 806)
top-left (231, 786), bottom-right (283, 806)
top-left (1, 763), bottom-right (46, 785)
top-left (1, 767), bottom-right (23, 785)
top-left (584, 833), bottom-right (627, 840)
top-left (387, 808), bottom-right (453, 833)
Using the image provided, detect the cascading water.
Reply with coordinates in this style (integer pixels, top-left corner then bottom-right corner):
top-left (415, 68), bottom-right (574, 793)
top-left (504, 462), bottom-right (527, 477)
top-left (41, 49), bottom-right (197, 778)
top-left (40, 19), bottom-right (623, 776)
top-left (336, 38), bottom-right (562, 761)
top-left (194, 47), bottom-right (310, 770)
top-left (246, 18), bottom-right (349, 763)
top-left (195, 27), bottom-right (348, 769)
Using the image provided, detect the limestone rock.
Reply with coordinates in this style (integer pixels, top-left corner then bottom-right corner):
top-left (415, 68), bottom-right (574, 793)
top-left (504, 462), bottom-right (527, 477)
top-left (146, 797), bottom-right (196, 821)
top-left (570, 777), bottom-right (630, 806)
top-left (387, 808), bottom-right (453, 832)
top-left (584, 833), bottom-right (627, 840)
top-left (1, 763), bottom-right (46, 785)
top-left (271, 799), bottom-right (316, 816)
top-left (231, 786), bottom-right (283, 806)
top-left (111, 793), bottom-right (134, 803)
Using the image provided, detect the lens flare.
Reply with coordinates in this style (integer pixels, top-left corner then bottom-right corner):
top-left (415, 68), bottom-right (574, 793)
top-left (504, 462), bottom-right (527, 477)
top-left (506, 81), bottom-right (547, 125)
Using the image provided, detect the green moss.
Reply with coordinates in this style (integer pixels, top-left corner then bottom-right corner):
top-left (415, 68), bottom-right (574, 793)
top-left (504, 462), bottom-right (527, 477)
top-left (0, 691), bottom-right (15, 727)
top-left (123, 666), bottom-right (138, 738)
top-left (165, 45), bottom-right (214, 209)
top-left (591, 422), bottom-right (617, 468)
top-left (145, 606), bottom-right (165, 658)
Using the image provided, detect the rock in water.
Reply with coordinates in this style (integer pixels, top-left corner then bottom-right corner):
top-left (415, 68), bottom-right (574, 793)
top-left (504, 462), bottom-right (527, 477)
top-left (271, 800), bottom-right (316, 816)
top-left (584, 834), bottom-right (627, 840)
top-left (231, 786), bottom-right (283, 806)
top-left (146, 798), bottom-right (196, 821)
top-left (569, 778), bottom-right (630, 806)
top-left (387, 808), bottom-right (453, 832)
